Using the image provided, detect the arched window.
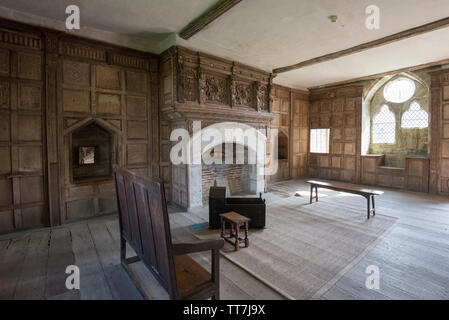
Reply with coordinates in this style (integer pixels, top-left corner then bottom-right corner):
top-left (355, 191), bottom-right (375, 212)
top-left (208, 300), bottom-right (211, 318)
top-left (373, 105), bottom-right (396, 144)
top-left (383, 77), bottom-right (416, 103)
top-left (401, 101), bottom-right (428, 129)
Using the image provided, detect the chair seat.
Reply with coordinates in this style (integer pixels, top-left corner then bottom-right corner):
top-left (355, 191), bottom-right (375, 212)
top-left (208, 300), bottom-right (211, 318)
top-left (174, 254), bottom-right (213, 298)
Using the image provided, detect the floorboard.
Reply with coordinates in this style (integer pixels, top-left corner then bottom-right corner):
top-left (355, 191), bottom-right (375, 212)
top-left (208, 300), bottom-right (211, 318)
top-left (14, 230), bottom-right (50, 299)
top-left (70, 222), bottom-right (113, 300)
top-left (0, 179), bottom-right (448, 300)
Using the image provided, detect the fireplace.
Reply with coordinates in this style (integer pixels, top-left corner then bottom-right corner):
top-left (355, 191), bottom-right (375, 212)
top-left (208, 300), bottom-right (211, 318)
top-left (201, 143), bottom-right (252, 204)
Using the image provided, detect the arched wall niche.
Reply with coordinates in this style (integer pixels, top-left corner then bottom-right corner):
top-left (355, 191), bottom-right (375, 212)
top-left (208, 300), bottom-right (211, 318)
top-left (362, 71), bottom-right (430, 168)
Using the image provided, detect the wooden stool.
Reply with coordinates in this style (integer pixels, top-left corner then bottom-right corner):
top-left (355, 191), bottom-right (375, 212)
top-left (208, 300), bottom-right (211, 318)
top-left (219, 212), bottom-right (250, 251)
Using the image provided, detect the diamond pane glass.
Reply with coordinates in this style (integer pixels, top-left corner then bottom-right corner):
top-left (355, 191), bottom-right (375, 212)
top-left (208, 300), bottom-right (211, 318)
top-left (373, 105), bottom-right (395, 144)
top-left (401, 101), bottom-right (428, 129)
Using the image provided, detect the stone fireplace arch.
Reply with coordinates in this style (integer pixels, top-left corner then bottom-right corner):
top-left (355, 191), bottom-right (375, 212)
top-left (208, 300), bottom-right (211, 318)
top-left (187, 121), bottom-right (267, 208)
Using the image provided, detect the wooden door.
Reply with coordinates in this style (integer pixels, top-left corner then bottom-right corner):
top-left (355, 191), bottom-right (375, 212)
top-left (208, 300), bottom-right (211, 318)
top-left (0, 33), bottom-right (48, 234)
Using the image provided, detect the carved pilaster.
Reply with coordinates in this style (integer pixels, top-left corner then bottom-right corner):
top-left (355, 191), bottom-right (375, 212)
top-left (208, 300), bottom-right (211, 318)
top-left (176, 52), bottom-right (185, 103)
top-left (44, 31), bottom-right (61, 226)
top-left (198, 67), bottom-right (207, 104)
top-left (255, 81), bottom-right (268, 112)
top-left (230, 75), bottom-right (237, 107)
top-left (268, 73), bottom-right (276, 113)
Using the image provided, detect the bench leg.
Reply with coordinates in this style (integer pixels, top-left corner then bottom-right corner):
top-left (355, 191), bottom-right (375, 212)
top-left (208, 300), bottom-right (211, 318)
top-left (220, 217), bottom-right (225, 238)
top-left (120, 236), bottom-right (126, 264)
top-left (372, 195), bottom-right (376, 216)
top-left (315, 186), bottom-right (318, 202)
top-left (310, 185), bottom-right (313, 204)
top-left (235, 224), bottom-right (240, 251)
top-left (244, 221), bottom-right (249, 248)
top-left (367, 196), bottom-right (371, 219)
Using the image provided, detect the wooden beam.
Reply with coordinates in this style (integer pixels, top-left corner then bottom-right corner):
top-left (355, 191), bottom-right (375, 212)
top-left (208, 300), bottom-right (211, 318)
top-left (179, 0), bottom-right (243, 40)
top-left (308, 57), bottom-right (449, 91)
top-left (274, 17), bottom-right (449, 74)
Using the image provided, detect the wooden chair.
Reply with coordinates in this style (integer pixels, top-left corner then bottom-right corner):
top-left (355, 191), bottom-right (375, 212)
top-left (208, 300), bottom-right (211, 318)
top-left (113, 166), bottom-right (224, 300)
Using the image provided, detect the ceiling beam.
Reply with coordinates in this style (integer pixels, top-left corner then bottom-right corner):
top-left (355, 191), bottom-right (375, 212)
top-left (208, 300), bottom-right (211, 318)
top-left (179, 0), bottom-right (243, 40)
top-left (308, 57), bottom-right (449, 91)
top-left (274, 16), bottom-right (449, 74)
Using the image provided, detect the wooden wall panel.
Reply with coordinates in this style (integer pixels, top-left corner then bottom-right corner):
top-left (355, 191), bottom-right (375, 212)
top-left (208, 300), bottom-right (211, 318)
top-left (309, 85), bottom-right (363, 184)
top-left (0, 19), bottom-right (159, 233)
top-left (429, 69), bottom-right (449, 194)
top-left (57, 36), bottom-right (158, 223)
top-left (0, 24), bottom-right (47, 234)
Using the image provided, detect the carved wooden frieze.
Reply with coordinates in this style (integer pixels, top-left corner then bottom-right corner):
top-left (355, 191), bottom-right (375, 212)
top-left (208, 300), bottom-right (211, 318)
top-left (60, 40), bottom-right (106, 61)
top-left (178, 67), bottom-right (198, 103)
top-left (205, 74), bottom-right (228, 104)
top-left (166, 46), bottom-right (275, 120)
top-left (108, 52), bottom-right (149, 70)
top-left (0, 28), bottom-right (41, 50)
top-left (231, 81), bottom-right (252, 107)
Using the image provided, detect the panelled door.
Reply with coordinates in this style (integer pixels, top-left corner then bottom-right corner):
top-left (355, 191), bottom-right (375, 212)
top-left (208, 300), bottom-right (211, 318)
top-left (0, 31), bottom-right (48, 234)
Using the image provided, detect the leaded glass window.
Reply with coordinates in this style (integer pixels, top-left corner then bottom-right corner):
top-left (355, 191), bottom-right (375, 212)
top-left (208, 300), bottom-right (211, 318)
top-left (373, 105), bottom-right (396, 144)
top-left (401, 101), bottom-right (428, 129)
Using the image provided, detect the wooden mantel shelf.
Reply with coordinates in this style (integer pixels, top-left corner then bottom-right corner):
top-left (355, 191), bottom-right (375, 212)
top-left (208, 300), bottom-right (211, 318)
top-left (161, 102), bottom-right (275, 125)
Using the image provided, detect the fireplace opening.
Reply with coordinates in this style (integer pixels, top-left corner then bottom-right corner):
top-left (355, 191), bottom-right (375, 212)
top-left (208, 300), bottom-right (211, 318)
top-left (201, 143), bottom-right (254, 205)
top-left (71, 123), bottom-right (113, 183)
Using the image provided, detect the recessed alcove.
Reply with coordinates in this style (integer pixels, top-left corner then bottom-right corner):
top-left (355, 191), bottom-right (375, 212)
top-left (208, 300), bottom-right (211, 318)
top-left (71, 123), bottom-right (113, 183)
top-left (278, 131), bottom-right (289, 160)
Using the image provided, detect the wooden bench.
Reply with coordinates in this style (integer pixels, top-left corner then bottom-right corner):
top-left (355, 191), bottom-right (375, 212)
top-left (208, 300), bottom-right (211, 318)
top-left (306, 180), bottom-right (384, 219)
top-left (113, 166), bottom-right (224, 300)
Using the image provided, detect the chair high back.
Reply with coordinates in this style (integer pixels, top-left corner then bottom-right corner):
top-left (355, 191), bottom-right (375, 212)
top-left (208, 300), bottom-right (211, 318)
top-left (113, 165), bottom-right (178, 298)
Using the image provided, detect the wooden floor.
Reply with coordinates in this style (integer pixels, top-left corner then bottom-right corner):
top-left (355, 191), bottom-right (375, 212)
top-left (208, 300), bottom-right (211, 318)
top-left (1, 179), bottom-right (449, 300)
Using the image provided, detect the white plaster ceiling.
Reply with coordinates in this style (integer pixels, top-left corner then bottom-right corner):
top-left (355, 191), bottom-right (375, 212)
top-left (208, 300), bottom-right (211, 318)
top-left (1, 0), bottom-right (449, 89)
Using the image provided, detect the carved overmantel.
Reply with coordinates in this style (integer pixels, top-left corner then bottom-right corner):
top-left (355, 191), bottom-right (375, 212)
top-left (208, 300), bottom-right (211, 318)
top-left (159, 46), bottom-right (274, 209)
top-left (160, 46), bottom-right (275, 126)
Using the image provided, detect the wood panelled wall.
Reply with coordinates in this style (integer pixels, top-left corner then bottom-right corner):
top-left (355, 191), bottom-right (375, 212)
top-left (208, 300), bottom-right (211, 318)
top-left (308, 86), bottom-right (363, 184)
top-left (430, 69), bottom-right (449, 195)
top-left (0, 26), bottom-right (46, 233)
top-left (268, 85), bottom-right (309, 184)
top-left (309, 83), bottom-right (430, 193)
top-left (0, 19), bottom-right (159, 234)
top-left (58, 37), bottom-right (158, 224)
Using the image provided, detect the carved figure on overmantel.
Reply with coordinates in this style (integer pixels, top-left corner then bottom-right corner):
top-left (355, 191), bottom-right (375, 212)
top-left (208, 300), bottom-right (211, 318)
top-left (235, 83), bottom-right (252, 107)
top-left (230, 76), bottom-right (237, 107)
top-left (205, 76), bottom-right (227, 104)
top-left (177, 55), bottom-right (185, 103)
top-left (255, 81), bottom-right (268, 111)
top-left (199, 69), bottom-right (207, 104)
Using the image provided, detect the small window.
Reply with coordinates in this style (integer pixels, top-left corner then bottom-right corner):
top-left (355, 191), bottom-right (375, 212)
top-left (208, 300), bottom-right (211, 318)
top-left (310, 129), bottom-right (330, 153)
top-left (373, 105), bottom-right (396, 144)
top-left (383, 77), bottom-right (416, 103)
top-left (401, 101), bottom-right (428, 129)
